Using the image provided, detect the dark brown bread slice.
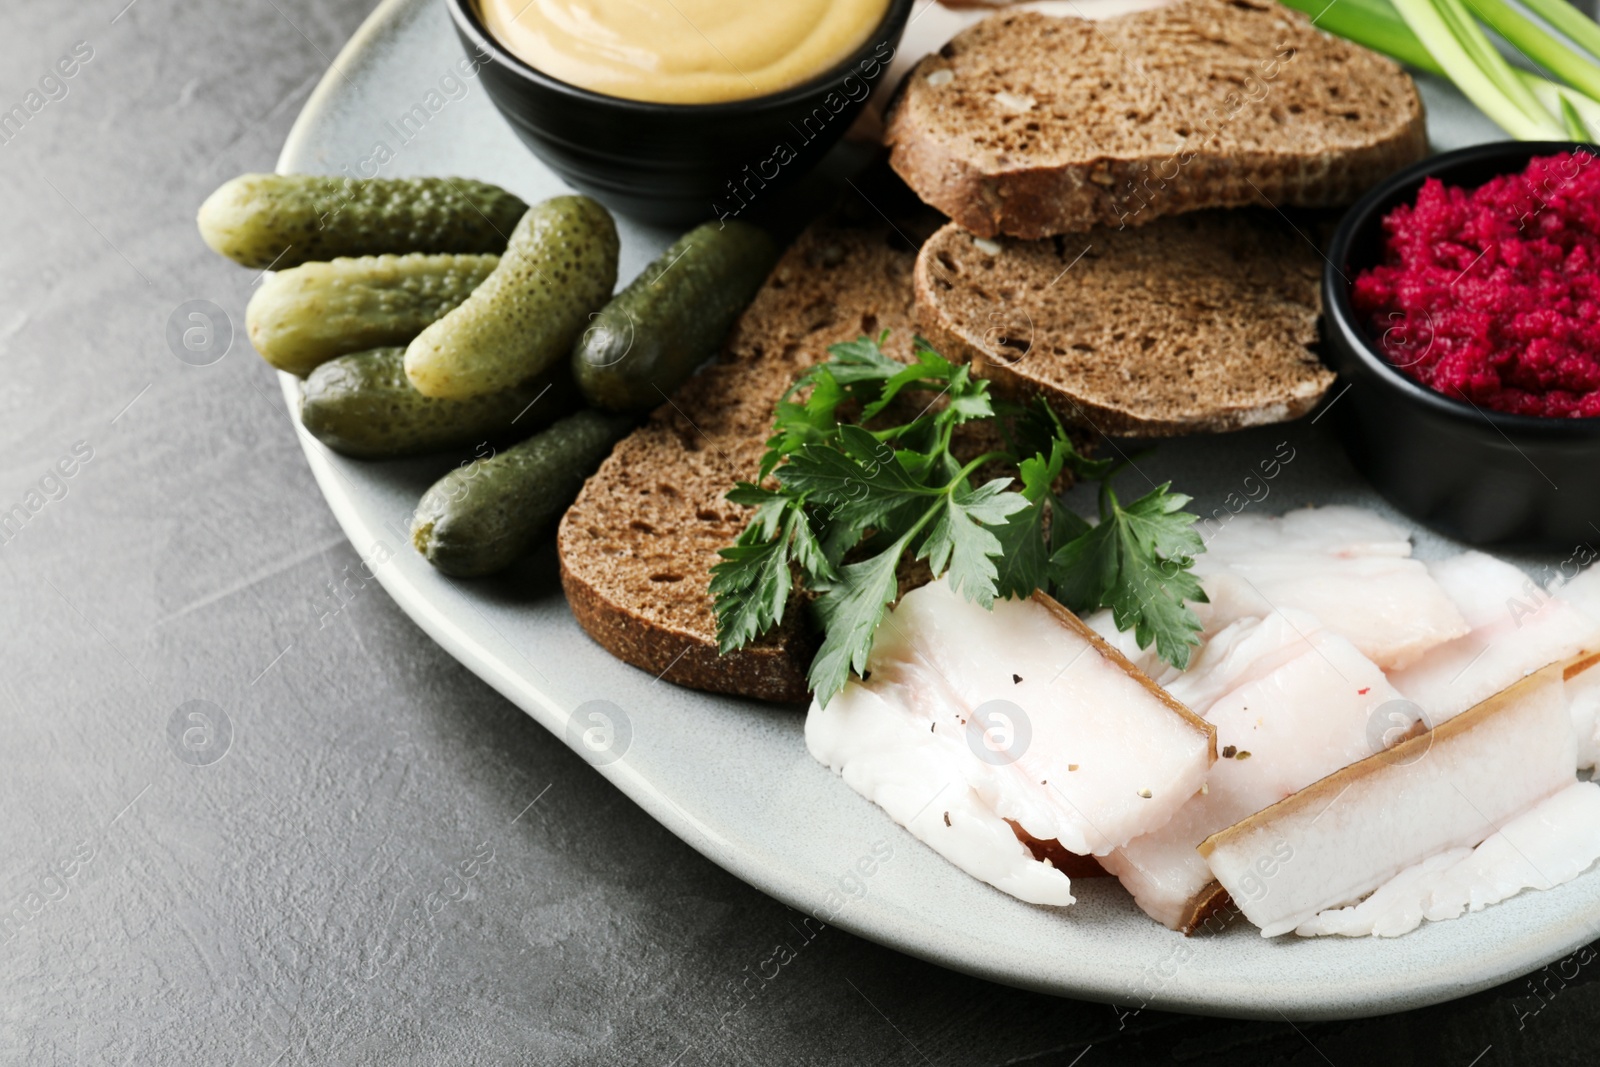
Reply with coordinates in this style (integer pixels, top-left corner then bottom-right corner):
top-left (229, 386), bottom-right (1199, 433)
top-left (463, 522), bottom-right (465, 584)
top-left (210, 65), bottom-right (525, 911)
top-left (884, 0), bottom-right (1427, 238)
top-left (914, 210), bottom-right (1334, 436)
top-left (558, 221), bottom-right (923, 703)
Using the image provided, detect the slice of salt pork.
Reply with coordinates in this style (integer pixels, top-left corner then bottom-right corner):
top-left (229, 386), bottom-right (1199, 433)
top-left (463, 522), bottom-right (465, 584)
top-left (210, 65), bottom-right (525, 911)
top-left (1567, 655), bottom-right (1600, 770)
top-left (803, 683), bottom-right (1083, 905)
top-left (1560, 565), bottom-right (1600, 620)
top-left (1551, 567), bottom-right (1600, 767)
top-left (1192, 506), bottom-right (1468, 671)
top-left (806, 579), bottom-right (1214, 904)
top-left (1296, 780), bottom-right (1600, 937)
top-left (1390, 552), bottom-right (1600, 730)
top-left (1200, 661), bottom-right (1581, 937)
top-left (1099, 610), bottom-right (1407, 930)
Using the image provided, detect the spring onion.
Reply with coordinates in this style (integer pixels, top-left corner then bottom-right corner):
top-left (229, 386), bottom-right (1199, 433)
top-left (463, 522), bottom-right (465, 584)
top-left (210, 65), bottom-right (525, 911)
top-left (1282, 0), bottom-right (1600, 139)
top-left (1527, 72), bottom-right (1600, 132)
top-left (1467, 0), bottom-right (1600, 100)
top-left (1520, 0), bottom-right (1600, 63)
top-left (1292, 0), bottom-right (1445, 72)
top-left (1395, 0), bottom-right (1566, 136)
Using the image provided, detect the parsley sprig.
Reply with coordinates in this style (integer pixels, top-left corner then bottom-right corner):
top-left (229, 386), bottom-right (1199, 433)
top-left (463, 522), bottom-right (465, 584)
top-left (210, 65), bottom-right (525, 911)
top-left (710, 333), bottom-right (1207, 706)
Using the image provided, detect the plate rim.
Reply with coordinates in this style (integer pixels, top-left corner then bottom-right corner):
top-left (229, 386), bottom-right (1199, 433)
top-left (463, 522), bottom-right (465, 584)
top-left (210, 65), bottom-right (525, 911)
top-left (270, 0), bottom-right (1599, 1021)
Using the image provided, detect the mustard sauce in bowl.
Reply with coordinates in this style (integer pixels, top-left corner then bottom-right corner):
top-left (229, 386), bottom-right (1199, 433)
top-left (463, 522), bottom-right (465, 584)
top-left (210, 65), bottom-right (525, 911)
top-left (477, 0), bottom-right (892, 104)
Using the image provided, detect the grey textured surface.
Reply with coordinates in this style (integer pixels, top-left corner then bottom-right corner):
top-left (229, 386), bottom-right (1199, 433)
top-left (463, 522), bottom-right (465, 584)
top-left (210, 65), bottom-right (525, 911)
top-left (2, 0), bottom-right (1599, 1064)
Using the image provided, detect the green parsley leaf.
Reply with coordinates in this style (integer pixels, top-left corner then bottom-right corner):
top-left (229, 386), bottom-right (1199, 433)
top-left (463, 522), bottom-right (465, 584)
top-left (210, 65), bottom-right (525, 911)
top-left (993, 499), bottom-right (1050, 601)
top-left (709, 511), bottom-right (795, 654)
top-left (1049, 482), bottom-right (1206, 668)
top-left (761, 369), bottom-right (844, 480)
top-left (945, 374), bottom-right (994, 423)
top-left (1048, 497), bottom-right (1094, 554)
top-left (808, 536), bottom-right (910, 706)
top-left (798, 331), bottom-right (901, 392)
top-left (788, 510), bottom-right (834, 584)
top-left (712, 331), bottom-right (1209, 705)
top-left (919, 478), bottom-right (1029, 608)
top-left (860, 341), bottom-right (969, 423)
top-left (1118, 485), bottom-right (1205, 566)
top-left (724, 483), bottom-right (788, 537)
top-left (778, 427), bottom-right (929, 531)
top-left (1047, 515), bottom-right (1120, 616)
top-left (1113, 535), bottom-right (1208, 669)
top-left (994, 435), bottom-right (1090, 599)
top-left (1008, 398), bottom-right (1115, 482)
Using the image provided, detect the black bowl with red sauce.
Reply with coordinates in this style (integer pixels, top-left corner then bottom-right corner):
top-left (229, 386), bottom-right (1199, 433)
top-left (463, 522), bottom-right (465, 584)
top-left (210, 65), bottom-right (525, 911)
top-left (1323, 140), bottom-right (1600, 549)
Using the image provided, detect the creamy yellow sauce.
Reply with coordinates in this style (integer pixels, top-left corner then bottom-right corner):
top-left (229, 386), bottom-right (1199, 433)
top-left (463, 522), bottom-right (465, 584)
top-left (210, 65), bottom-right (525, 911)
top-left (479, 0), bottom-right (891, 104)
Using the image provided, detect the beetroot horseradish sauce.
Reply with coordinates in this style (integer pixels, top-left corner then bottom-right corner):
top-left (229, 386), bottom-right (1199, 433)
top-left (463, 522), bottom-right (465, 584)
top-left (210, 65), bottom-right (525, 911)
top-left (1352, 150), bottom-right (1600, 419)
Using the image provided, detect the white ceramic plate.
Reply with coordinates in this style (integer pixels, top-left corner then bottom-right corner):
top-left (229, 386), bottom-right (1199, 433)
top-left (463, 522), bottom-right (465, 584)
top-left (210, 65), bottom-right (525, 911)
top-left (275, 0), bottom-right (1600, 1020)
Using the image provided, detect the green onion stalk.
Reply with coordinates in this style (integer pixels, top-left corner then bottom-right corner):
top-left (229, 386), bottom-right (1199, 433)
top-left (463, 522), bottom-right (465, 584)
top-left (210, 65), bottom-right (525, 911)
top-left (1280, 0), bottom-right (1600, 139)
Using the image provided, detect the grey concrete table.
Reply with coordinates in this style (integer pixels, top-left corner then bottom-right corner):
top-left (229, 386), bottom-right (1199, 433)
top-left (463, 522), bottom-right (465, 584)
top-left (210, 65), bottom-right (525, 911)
top-left (0, 1), bottom-right (1595, 1063)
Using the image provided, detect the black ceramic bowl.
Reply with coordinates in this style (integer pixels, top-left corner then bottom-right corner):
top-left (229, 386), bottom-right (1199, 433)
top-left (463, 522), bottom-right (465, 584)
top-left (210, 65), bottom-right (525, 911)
top-left (1322, 140), bottom-right (1600, 549)
top-left (446, 0), bottom-right (915, 226)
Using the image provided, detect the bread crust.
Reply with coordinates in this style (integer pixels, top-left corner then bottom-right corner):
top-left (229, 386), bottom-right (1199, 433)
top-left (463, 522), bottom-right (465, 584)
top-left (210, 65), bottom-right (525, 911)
top-left (885, 0), bottom-right (1428, 238)
top-left (560, 554), bottom-right (816, 702)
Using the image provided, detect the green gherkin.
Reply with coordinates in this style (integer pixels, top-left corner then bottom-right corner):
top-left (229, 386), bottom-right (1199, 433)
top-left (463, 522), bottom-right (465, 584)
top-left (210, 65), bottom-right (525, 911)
top-left (197, 173), bottom-right (527, 269)
top-left (298, 347), bottom-right (576, 460)
top-left (405, 196), bottom-right (619, 400)
top-left (249, 253), bottom-right (499, 376)
top-left (411, 410), bottom-right (634, 577)
top-left (573, 220), bottom-right (778, 413)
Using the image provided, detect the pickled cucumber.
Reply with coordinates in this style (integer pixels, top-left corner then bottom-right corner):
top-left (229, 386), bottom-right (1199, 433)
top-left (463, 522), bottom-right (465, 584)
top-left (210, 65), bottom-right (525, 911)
top-left (299, 347), bottom-right (577, 460)
top-left (249, 253), bottom-right (499, 377)
top-left (405, 196), bottom-right (618, 400)
top-left (197, 174), bottom-right (527, 269)
top-left (411, 409), bottom-right (633, 577)
top-left (574, 221), bottom-right (777, 412)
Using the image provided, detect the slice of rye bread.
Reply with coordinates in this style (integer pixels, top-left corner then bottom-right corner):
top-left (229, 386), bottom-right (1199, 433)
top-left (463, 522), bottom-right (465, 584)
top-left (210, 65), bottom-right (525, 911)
top-left (883, 0), bottom-right (1427, 238)
top-left (914, 210), bottom-right (1335, 435)
top-left (558, 220), bottom-right (927, 704)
